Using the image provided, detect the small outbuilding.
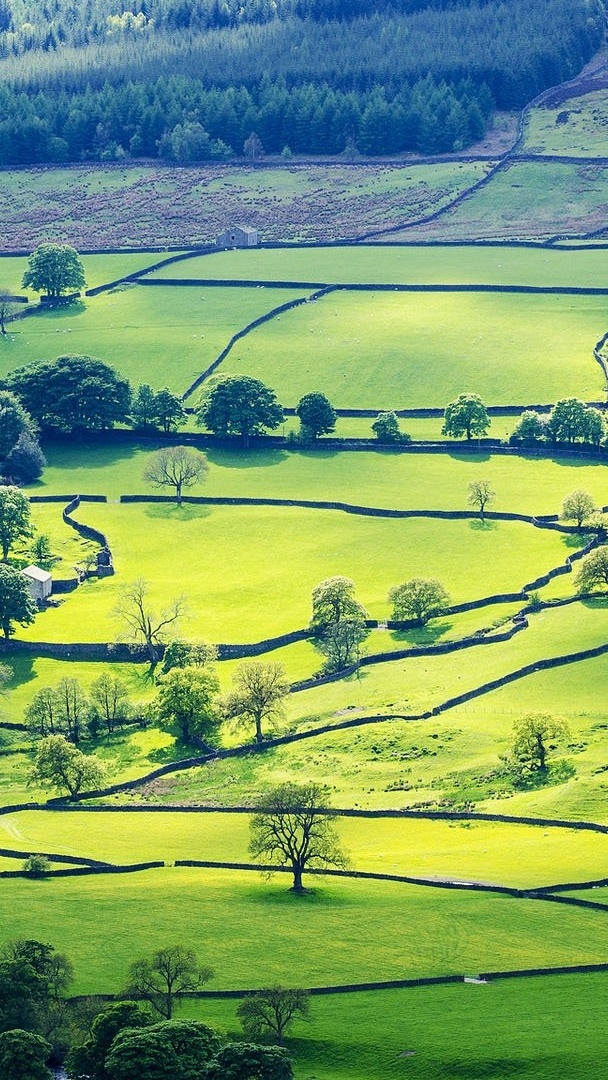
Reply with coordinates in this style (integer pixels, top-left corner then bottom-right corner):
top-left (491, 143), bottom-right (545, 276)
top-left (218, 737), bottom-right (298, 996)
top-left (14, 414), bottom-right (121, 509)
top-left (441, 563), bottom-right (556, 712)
top-left (22, 565), bottom-right (52, 602)
top-left (216, 226), bottom-right (259, 249)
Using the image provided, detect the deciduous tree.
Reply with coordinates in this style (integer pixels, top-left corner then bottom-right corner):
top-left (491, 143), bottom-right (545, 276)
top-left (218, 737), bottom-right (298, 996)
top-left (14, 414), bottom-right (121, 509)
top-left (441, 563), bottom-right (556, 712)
top-left (155, 665), bottom-right (220, 745)
top-left (561, 489), bottom-right (597, 530)
top-left (0, 564), bottom-right (37, 639)
top-left (90, 673), bottom-right (132, 735)
top-left (5, 355), bottom-right (131, 434)
top-left (0, 1029), bottom-right (52, 1080)
top-left (441, 393), bottom-right (490, 440)
top-left (105, 1021), bottom-right (220, 1080)
top-left (197, 375), bottom-right (283, 446)
top-left (124, 948), bottom-right (214, 1020)
top-left (113, 579), bottom-right (186, 661)
top-left (370, 411), bottom-right (409, 443)
top-left (295, 392), bottom-right (336, 440)
top-left (0, 485), bottom-right (32, 560)
top-left (21, 243), bottom-right (85, 299)
top-left (143, 445), bottom-right (209, 505)
top-left (509, 410), bottom-right (548, 445)
top-left (66, 1001), bottom-right (152, 1080)
top-left (4, 433), bottom-right (46, 483)
top-left (547, 398), bottom-right (597, 445)
top-left (150, 388), bottom-right (186, 434)
top-left (29, 734), bottom-right (105, 797)
top-left (508, 713), bottom-right (569, 775)
top-left (207, 1042), bottom-right (294, 1079)
top-left (309, 576), bottom-right (366, 632)
top-left (237, 988), bottom-right (310, 1045)
top-left (388, 577), bottom-right (450, 625)
top-left (159, 639), bottom-right (218, 674)
top-left (315, 616), bottom-right (369, 672)
top-left (249, 781), bottom-right (348, 892)
top-left (467, 478), bottom-right (495, 520)
top-left (575, 545), bottom-right (608, 592)
top-left (223, 661), bottom-right (289, 743)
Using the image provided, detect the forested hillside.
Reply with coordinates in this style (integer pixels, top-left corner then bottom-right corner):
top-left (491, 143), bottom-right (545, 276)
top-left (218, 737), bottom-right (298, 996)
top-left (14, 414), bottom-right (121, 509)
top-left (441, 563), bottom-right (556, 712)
top-left (0, 0), bottom-right (603, 162)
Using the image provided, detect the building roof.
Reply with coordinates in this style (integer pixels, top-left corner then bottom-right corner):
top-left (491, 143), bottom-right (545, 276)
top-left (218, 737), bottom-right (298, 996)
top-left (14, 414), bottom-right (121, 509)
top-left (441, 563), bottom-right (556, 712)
top-left (22, 564), bottom-right (52, 583)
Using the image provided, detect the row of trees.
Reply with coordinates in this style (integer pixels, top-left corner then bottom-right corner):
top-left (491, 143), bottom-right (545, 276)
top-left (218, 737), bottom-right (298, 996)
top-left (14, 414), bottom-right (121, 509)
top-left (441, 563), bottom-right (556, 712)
top-left (0, 76), bottom-right (492, 164)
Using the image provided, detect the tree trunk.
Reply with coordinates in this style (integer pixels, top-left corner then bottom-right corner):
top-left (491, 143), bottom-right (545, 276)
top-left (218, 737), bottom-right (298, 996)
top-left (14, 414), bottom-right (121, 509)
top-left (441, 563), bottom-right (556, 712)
top-left (254, 715), bottom-right (264, 743)
top-left (291, 863), bottom-right (305, 893)
top-left (537, 732), bottom-right (546, 770)
top-left (176, 481), bottom-right (182, 505)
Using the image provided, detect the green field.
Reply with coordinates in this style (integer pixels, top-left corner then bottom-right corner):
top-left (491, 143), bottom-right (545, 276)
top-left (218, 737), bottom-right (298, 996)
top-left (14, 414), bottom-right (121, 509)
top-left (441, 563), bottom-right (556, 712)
top-left (190, 974), bottom-right (608, 1080)
top-left (522, 89), bottom-right (608, 157)
top-left (31, 441), bottom-right (608, 515)
top-left (21, 502), bottom-right (581, 642)
top-left (0, 284), bottom-right (306, 393)
top-left (0, 161), bottom-right (492, 250)
top-left (4, 809), bottom-right (607, 889)
top-left (215, 289), bottom-right (606, 408)
top-left (146, 243), bottom-right (608, 289)
top-left (2, 215), bottom-right (608, 1080)
top-left (397, 160), bottom-right (608, 242)
top-left (1, 868), bottom-right (607, 994)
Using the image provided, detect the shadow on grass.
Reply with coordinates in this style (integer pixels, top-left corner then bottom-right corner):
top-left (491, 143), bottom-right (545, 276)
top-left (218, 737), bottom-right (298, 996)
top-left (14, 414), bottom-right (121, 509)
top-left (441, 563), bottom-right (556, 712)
top-left (205, 447), bottom-right (289, 470)
top-left (143, 502), bottom-right (213, 521)
top-left (468, 518), bottom-right (497, 531)
top-left (390, 620), bottom-right (453, 645)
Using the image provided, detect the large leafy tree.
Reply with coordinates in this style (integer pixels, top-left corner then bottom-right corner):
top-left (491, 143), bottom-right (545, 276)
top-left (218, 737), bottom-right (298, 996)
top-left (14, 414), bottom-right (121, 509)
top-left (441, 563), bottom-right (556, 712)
top-left (309, 575), bottom-right (366, 631)
top-left (547, 398), bottom-right (602, 445)
top-left (90, 672), bottom-right (132, 735)
top-left (0, 564), bottom-right (36, 639)
top-left (0, 486), bottom-right (32, 561)
top-left (143, 446), bottom-right (209, 505)
top-left (441, 393), bottom-right (490, 440)
top-left (123, 947), bottom-right (214, 1020)
top-left (295, 392), bottom-right (336, 440)
top-left (21, 243), bottom-right (85, 299)
top-left (197, 375), bottom-right (283, 446)
top-left (207, 1042), bottom-right (294, 1079)
top-left (508, 712), bottom-right (570, 775)
top-left (66, 1001), bottom-right (152, 1080)
top-left (249, 781), bottom-right (348, 892)
top-left (388, 577), bottom-right (450, 625)
top-left (575, 545), bottom-right (608, 592)
top-left (0, 1029), bottom-right (52, 1080)
top-left (29, 734), bottom-right (105, 797)
top-left (155, 665), bottom-right (220, 745)
top-left (105, 1021), bottom-right (221, 1080)
top-left (223, 661), bottom-right (289, 744)
top-left (5, 355), bottom-right (131, 433)
top-left (0, 390), bottom-right (36, 458)
top-left (561, 489), bottom-right (597, 530)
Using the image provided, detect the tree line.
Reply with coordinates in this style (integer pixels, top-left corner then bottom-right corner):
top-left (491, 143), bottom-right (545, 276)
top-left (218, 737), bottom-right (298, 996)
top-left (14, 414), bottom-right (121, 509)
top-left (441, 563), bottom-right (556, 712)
top-left (0, 74), bottom-right (492, 163)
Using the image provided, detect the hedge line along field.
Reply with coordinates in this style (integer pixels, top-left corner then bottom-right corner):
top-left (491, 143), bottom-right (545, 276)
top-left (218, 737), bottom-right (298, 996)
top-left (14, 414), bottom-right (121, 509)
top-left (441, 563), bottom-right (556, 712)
top-left (1, 868), bottom-right (608, 994)
top-left (7, 809), bottom-right (608, 889)
top-left (21, 502), bottom-right (583, 642)
top-left (192, 974), bottom-right (608, 1080)
top-left (32, 441), bottom-right (608, 514)
top-left (215, 289), bottom-right (606, 409)
top-left (0, 284), bottom-right (308, 393)
top-left (145, 243), bottom-right (608, 289)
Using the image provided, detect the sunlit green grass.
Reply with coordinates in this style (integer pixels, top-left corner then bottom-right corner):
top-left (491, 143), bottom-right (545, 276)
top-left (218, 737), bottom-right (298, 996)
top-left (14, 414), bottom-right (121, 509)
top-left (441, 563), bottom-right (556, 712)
top-left (217, 290), bottom-right (605, 408)
top-left (189, 974), bottom-right (608, 1080)
top-left (1, 867), bottom-right (606, 994)
top-left (5, 809), bottom-right (608, 890)
top-left (0, 252), bottom-right (174, 295)
top-left (522, 89), bottom-right (608, 157)
top-left (0, 284), bottom-right (307, 393)
top-left (22, 503), bottom-right (578, 642)
top-left (30, 442), bottom-right (608, 518)
top-left (147, 243), bottom-right (608, 289)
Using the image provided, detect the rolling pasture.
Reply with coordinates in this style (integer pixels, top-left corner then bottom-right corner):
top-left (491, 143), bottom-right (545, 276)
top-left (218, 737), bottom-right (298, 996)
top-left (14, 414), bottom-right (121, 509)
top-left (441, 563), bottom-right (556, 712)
top-left (2, 237), bottom-right (608, 1079)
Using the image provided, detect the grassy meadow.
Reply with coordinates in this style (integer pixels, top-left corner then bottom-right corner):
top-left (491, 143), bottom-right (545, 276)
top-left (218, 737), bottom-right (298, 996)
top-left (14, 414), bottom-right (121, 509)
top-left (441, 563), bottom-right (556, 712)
top-left (1, 868), bottom-right (607, 994)
top-left (2, 225), bottom-right (608, 1079)
top-left (216, 289), bottom-right (606, 408)
top-left (522, 89), bottom-right (608, 157)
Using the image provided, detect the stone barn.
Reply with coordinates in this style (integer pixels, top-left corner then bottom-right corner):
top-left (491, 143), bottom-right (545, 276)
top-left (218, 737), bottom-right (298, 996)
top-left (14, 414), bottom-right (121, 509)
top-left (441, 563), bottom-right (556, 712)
top-left (216, 226), bottom-right (259, 248)
top-left (22, 565), bottom-right (52, 602)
